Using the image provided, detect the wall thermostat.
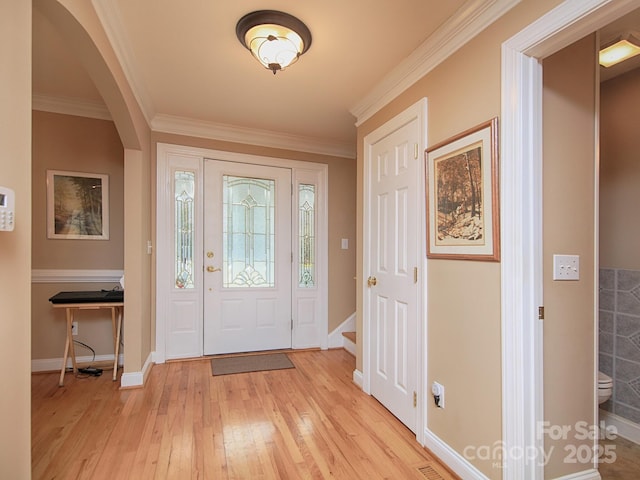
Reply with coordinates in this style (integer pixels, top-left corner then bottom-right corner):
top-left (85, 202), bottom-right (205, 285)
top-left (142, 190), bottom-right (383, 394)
top-left (0, 186), bottom-right (15, 231)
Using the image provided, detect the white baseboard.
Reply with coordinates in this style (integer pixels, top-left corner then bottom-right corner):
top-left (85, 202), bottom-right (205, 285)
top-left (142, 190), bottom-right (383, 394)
top-left (423, 428), bottom-right (488, 480)
top-left (552, 469), bottom-right (600, 480)
top-left (600, 409), bottom-right (640, 445)
top-left (32, 353), bottom-right (124, 372)
top-left (120, 352), bottom-right (153, 388)
top-left (328, 312), bottom-right (356, 348)
top-left (353, 369), bottom-right (363, 389)
top-left (343, 337), bottom-right (356, 356)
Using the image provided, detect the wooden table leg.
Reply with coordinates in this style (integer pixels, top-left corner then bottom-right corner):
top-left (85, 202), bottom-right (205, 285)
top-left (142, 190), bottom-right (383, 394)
top-left (112, 307), bottom-right (122, 381)
top-left (59, 330), bottom-right (70, 387)
top-left (67, 308), bottom-right (78, 374)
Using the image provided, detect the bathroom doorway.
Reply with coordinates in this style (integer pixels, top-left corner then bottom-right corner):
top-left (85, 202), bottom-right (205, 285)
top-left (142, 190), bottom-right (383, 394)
top-left (596, 10), bottom-right (640, 478)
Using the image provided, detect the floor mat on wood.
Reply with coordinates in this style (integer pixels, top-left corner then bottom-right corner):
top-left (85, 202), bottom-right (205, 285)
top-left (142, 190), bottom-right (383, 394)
top-left (211, 353), bottom-right (294, 376)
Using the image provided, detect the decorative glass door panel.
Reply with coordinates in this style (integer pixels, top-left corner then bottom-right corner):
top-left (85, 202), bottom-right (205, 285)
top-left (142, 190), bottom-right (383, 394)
top-left (204, 161), bottom-right (292, 355)
top-left (223, 176), bottom-right (275, 288)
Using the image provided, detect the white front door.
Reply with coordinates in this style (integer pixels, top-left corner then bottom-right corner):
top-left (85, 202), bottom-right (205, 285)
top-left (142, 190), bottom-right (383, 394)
top-left (203, 160), bottom-right (292, 355)
top-left (368, 118), bottom-right (420, 432)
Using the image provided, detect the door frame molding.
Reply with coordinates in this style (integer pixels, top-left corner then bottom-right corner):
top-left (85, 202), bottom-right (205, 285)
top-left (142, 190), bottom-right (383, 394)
top-left (501, 0), bottom-right (639, 478)
top-left (362, 98), bottom-right (428, 445)
top-left (155, 143), bottom-right (328, 363)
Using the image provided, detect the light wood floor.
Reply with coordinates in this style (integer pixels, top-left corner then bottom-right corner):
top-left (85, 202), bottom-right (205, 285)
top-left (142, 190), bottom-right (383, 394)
top-left (32, 349), bottom-right (458, 479)
top-left (598, 434), bottom-right (640, 479)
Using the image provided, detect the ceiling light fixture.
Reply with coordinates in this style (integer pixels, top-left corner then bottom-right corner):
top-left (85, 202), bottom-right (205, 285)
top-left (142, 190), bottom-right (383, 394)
top-left (236, 10), bottom-right (312, 75)
top-left (599, 33), bottom-right (640, 68)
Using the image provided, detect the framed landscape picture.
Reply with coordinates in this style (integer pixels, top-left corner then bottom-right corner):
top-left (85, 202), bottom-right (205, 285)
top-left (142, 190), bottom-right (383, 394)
top-left (425, 118), bottom-right (499, 261)
top-left (46, 170), bottom-right (109, 240)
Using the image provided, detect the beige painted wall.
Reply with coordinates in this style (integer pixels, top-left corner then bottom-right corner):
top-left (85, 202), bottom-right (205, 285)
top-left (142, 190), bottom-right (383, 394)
top-left (31, 110), bottom-right (124, 359)
top-left (355, 1), bottom-right (562, 478)
top-left (600, 67), bottom-right (640, 269)
top-left (151, 132), bottom-right (357, 335)
top-left (0, 2), bottom-right (32, 478)
top-left (43, 0), bottom-right (154, 377)
top-left (542, 34), bottom-right (597, 478)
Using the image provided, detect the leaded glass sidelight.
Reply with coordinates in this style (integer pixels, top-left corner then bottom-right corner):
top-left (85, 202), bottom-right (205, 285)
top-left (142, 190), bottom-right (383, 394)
top-left (174, 171), bottom-right (195, 289)
top-left (223, 175), bottom-right (275, 288)
top-left (299, 184), bottom-right (315, 287)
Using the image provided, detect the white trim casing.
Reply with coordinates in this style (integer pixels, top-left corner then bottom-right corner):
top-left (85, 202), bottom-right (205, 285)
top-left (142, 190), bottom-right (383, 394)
top-left (156, 143), bottom-right (329, 363)
top-left (501, 0), bottom-right (640, 478)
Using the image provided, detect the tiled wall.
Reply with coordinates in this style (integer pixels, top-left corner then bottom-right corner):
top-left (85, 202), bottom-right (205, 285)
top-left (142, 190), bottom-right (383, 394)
top-left (599, 268), bottom-right (640, 424)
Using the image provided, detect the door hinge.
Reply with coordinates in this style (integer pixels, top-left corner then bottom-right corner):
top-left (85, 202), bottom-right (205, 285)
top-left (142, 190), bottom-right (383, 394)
top-left (414, 143), bottom-right (419, 160)
top-left (413, 391), bottom-right (417, 408)
top-left (538, 306), bottom-right (544, 320)
top-left (291, 319), bottom-right (294, 330)
top-left (414, 267), bottom-right (418, 284)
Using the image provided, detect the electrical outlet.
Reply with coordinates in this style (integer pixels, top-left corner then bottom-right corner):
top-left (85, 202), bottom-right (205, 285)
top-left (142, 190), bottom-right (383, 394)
top-left (71, 321), bottom-right (78, 336)
top-left (432, 381), bottom-right (445, 408)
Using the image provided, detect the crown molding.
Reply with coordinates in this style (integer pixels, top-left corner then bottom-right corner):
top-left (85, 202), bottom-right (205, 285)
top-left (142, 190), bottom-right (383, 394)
top-left (32, 93), bottom-right (112, 121)
top-left (350, 0), bottom-right (521, 126)
top-left (152, 114), bottom-right (356, 159)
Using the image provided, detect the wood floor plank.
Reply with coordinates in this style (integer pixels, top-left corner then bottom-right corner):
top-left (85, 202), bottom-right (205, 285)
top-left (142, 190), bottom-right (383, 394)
top-left (32, 349), bottom-right (459, 480)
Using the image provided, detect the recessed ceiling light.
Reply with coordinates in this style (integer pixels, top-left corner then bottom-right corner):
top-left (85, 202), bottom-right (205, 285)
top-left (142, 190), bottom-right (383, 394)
top-left (599, 34), bottom-right (640, 68)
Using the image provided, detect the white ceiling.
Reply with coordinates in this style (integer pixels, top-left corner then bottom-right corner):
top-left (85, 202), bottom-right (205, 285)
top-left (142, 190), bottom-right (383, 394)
top-left (32, 0), bottom-right (467, 157)
top-left (32, 2), bottom-right (640, 158)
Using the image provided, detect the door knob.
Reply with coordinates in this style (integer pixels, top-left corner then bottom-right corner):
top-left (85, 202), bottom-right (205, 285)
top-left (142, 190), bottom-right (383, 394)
top-left (206, 251), bottom-right (214, 258)
top-left (367, 276), bottom-right (377, 287)
top-left (206, 266), bottom-right (221, 273)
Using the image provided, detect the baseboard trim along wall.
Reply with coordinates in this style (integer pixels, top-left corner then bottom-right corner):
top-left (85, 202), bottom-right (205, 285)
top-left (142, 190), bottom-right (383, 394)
top-left (120, 353), bottom-right (153, 388)
top-left (600, 409), bottom-right (640, 445)
top-left (423, 428), bottom-right (488, 480)
top-left (32, 353), bottom-right (124, 372)
top-left (550, 469), bottom-right (601, 480)
top-left (327, 312), bottom-right (356, 348)
top-left (353, 369), bottom-right (363, 389)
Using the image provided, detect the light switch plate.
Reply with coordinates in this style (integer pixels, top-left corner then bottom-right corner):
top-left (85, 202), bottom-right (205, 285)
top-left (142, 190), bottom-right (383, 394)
top-left (553, 254), bottom-right (579, 281)
top-left (341, 238), bottom-right (348, 250)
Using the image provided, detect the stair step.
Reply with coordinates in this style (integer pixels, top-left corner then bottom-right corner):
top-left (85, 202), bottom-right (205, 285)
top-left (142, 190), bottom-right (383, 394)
top-left (342, 331), bottom-right (356, 344)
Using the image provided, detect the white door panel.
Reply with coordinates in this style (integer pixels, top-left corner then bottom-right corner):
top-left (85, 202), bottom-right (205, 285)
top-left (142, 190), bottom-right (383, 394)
top-left (203, 160), bottom-right (292, 354)
top-left (369, 121), bottom-right (420, 432)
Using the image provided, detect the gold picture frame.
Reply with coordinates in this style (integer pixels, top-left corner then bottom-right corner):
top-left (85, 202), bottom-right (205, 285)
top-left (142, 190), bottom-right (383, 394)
top-left (425, 118), bottom-right (499, 261)
top-left (46, 170), bottom-right (109, 240)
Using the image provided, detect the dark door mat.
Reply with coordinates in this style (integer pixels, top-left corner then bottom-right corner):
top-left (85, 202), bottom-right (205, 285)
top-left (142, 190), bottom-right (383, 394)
top-left (211, 353), bottom-right (294, 376)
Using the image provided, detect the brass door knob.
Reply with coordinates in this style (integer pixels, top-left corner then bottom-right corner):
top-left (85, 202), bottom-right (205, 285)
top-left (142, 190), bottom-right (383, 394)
top-left (206, 266), bottom-right (221, 273)
top-left (367, 276), bottom-right (377, 287)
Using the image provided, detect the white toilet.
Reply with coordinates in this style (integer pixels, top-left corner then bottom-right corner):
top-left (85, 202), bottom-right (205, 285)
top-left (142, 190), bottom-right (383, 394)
top-left (598, 371), bottom-right (613, 404)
